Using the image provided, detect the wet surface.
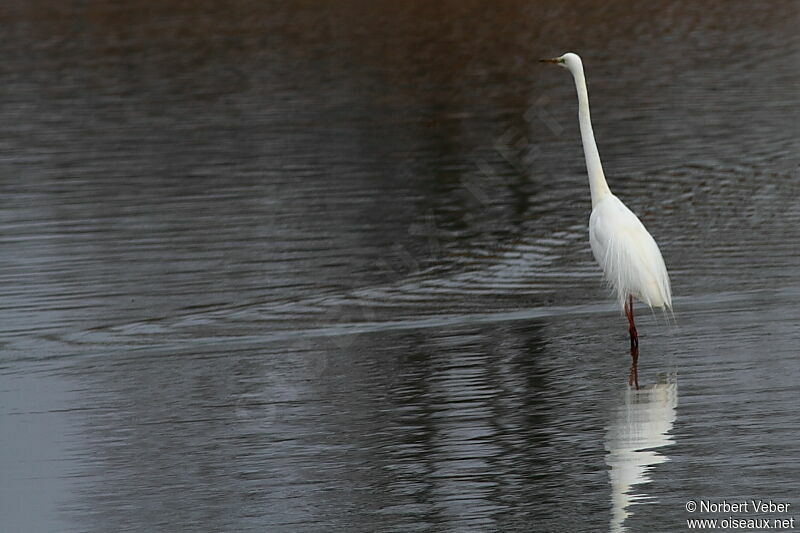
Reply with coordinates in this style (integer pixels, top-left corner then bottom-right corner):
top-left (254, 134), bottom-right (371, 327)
top-left (0, 1), bottom-right (798, 532)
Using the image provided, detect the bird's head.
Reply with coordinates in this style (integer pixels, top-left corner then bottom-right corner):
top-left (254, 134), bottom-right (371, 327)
top-left (539, 52), bottom-right (582, 73)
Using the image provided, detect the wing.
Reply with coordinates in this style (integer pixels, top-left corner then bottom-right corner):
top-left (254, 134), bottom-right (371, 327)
top-left (589, 194), bottom-right (672, 310)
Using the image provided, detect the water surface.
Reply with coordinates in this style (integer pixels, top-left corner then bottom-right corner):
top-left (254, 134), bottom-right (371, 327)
top-left (0, 1), bottom-right (798, 532)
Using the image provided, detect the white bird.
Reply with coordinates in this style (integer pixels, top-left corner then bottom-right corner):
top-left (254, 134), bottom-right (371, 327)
top-left (541, 52), bottom-right (672, 389)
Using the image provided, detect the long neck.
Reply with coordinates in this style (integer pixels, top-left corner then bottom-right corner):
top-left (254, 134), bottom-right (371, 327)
top-left (572, 66), bottom-right (611, 206)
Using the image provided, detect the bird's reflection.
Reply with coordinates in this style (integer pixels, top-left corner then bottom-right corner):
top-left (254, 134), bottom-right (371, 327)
top-left (604, 373), bottom-right (678, 532)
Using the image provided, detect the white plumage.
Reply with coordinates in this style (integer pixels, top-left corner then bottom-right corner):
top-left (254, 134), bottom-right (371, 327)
top-left (589, 193), bottom-right (672, 312)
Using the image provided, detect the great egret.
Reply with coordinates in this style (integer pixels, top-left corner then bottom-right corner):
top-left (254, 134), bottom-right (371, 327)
top-left (541, 52), bottom-right (672, 389)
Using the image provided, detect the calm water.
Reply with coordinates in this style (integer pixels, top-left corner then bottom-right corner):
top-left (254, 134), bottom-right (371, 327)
top-left (1, 2), bottom-right (799, 532)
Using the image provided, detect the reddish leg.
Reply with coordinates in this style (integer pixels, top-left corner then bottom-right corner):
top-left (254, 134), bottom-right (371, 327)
top-left (624, 294), bottom-right (640, 390)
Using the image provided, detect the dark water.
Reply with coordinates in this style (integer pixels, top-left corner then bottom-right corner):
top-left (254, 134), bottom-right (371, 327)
top-left (1, 1), bottom-right (799, 532)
